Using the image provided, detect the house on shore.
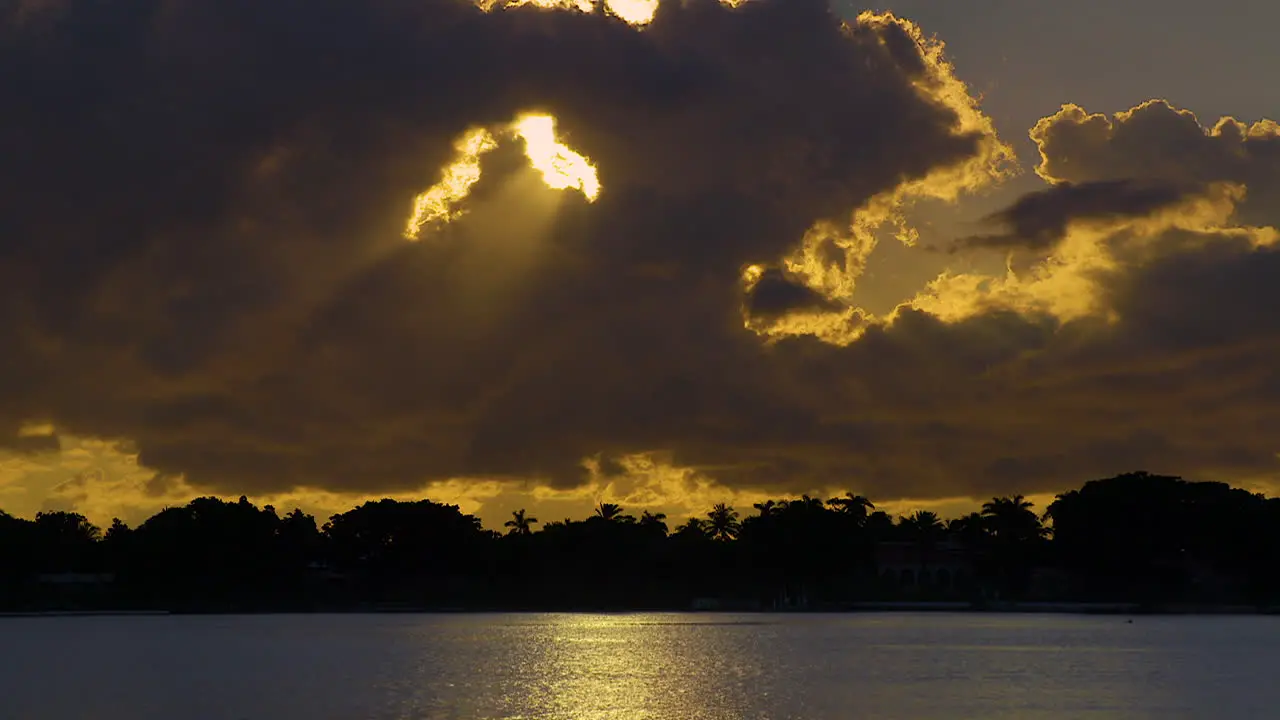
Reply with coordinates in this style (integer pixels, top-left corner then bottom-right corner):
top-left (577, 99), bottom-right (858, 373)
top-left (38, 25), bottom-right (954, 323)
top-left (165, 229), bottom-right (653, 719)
top-left (874, 538), bottom-right (981, 597)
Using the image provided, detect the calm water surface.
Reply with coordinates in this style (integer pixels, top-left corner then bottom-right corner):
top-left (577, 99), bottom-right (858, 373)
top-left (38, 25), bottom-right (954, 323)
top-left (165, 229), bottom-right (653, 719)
top-left (4, 612), bottom-right (1279, 719)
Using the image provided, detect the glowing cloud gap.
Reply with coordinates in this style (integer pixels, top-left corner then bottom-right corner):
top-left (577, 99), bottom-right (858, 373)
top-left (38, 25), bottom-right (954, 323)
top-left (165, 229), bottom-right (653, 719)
top-left (475, 0), bottom-right (595, 14)
top-left (511, 114), bottom-right (601, 201)
top-left (507, 0), bottom-right (594, 12)
top-left (404, 127), bottom-right (499, 240)
top-left (403, 113), bottom-right (600, 241)
top-left (476, 0), bottom-right (746, 27)
top-left (604, 0), bottom-right (658, 25)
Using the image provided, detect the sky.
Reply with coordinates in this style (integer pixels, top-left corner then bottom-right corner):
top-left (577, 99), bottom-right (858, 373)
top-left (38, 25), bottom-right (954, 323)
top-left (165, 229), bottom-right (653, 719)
top-left (2, 0), bottom-right (1279, 531)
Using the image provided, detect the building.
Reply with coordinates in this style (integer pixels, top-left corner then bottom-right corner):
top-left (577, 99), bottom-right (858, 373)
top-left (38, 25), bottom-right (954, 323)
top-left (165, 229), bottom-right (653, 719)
top-left (874, 538), bottom-right (979, 595)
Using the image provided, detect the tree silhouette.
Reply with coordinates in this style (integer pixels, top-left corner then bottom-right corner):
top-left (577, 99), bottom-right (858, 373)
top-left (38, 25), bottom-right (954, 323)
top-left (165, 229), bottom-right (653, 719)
top-left (674, 517), bottom-right (710, 538)
top-left (827, 493), bottom-right (875, 524)
top-left (35, 511), bottom-right (101, 542)
top-left (753, 500), bottom-right (779, 517)
top-left (504, 509), bottom-right (539, 536)
top-left (104, 518), bottom-right (130, 541)
top-left (31, 511), bottom-right (102, 573)
top-left (706, 504), bottom-right (741, 541)
top-left (639, 511), bottom-right (669, 536)
top-left (865, 510), bottom-right (896, 541)
top-left (947, 512), bottom-right (988, 547)
top-left (323, 498), bottom-right (488, 603)
top-left (900, 510), bottom-right (944, 537)
top-left (3, 470), bottom-right (1280, 612)
top-left (795, 495), bottom-right (826, 511)
top-left (1042, 472), bottom-right (1246, 602)
top-left (898, 510), bottom-right (945, 580)
top-left (978, 495), bottom-right (1047, 599)
top-left (594, 502), bottom-right (634, 523)
top-left (981, 495), bottom-right (1046, 542)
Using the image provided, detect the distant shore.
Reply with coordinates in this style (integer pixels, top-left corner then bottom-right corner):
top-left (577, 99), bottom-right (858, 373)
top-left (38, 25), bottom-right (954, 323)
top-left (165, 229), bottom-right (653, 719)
top-left (4, 602), bottom-right (1279, 617)
top-left (0, 610), bottom-right (172, 618)
top-left (837, 601), bottom-right (1280, 615)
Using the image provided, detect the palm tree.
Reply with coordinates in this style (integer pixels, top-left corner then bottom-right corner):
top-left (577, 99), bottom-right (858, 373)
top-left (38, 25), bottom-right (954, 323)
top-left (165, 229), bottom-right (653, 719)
top-left (901, 510), bottom-right (944, 535)
top-left (827, 493), bottom-right (875, 523)
top-left (753, 500), bottom-right (779, 517)
top-left (595, 502), bottom-right (624, 521)
top-left (981, 495), bottom-right (1047, 599)
top-left (794, 495), bottom-right (826, 511)
top-left (504, 509), bottom-right (538, 536)
top-left (674, 517), bottom-right (710, 538)
top-left (541, 518), bottom-right (572, 533)
top-left (593, 502), bottom-right (636, 523)
top-left (947, 511), bottom-right (988, 548)
top-left (640, 511), bottom-right (668, 535)
top-left (981, 495), bottom-right (1045, 542)
top-left (706, 503), bottom-right (741, 541)
top-left (900, 510), bottom-right (945, 575)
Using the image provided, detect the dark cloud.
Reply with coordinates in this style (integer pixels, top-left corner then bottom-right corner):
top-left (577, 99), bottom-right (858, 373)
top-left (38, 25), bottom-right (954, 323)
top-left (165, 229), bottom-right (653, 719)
top-left (2, 431), bottom-right (60, 455)
top-left (0, 0), bottom-right (1004, 496)
top-left (954, 179), bottom-right (1200, 253)
top-left (4, 1), bottom-right (1279, 508)
top-left (1031, 99), bottom-right (1280, 228)
top-left (666, 100), bottom-right (1280, 500)
top-left (812, 237), bottom-right (1280, 497)
top-left (744, 267), bottom-right (844, 320)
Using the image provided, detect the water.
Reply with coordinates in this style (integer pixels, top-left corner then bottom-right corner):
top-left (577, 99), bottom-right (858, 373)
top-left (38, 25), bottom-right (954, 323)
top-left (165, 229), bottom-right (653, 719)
top-left (3, 612), bottom-right (1279, 719)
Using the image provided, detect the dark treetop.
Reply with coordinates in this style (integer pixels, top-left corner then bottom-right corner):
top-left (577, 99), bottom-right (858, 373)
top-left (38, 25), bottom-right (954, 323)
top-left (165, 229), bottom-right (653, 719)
top-left (3, 472), bottom-right (1278, 613)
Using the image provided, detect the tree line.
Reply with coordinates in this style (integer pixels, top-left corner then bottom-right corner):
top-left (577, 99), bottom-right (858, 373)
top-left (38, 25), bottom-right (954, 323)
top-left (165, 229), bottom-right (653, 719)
top-left (2, 472), bottom-right (1278, 612)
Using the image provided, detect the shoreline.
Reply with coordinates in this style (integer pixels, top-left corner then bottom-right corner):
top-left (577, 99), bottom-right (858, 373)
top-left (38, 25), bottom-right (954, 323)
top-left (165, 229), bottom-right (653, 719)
top-left (0, 610), bottom-right (172, 618)
top-left (3, 603), bottom-right (1278, 617)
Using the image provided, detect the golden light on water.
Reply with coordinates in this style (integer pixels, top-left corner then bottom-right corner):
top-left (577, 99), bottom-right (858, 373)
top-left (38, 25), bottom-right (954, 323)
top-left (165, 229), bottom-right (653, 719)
top-left (511, 113), bottom-right (601, 202)
top-left (403, 127), bottom-right (498, 240)
top-left (532, 615), bottom-right (731, 718)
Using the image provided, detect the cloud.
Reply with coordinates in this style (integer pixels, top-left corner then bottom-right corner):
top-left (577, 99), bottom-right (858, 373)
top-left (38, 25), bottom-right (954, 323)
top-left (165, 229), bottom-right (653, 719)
top-left (4, 1), bottom-right (1279, 523)
top-left (743, 266), bottom-right (844, 321)
top-left (0, 0), bottom-right (1011, 504)
top-left (954, 179), bottom-right (1203, 254)
top-left (894, 100), bottom-right (1280, 496)
top-left (1031, 99), bottom-right (1280, 229)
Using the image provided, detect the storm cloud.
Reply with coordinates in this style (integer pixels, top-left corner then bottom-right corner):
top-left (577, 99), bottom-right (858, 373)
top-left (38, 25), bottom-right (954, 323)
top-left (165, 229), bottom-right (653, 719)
top-left (901, 100), bottom-right (1280, 495)
top-left (3, 0), bottom-right (1280, 516)
top-left (954, 179), bottom-right (1201, 254)
top-left (0, 0), bottom-right (1009, 494)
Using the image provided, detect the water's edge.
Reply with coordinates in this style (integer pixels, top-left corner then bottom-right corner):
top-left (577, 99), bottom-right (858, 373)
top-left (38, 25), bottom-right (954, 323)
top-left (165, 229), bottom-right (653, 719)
top-left (4, 602), bottom-right (1279, 618)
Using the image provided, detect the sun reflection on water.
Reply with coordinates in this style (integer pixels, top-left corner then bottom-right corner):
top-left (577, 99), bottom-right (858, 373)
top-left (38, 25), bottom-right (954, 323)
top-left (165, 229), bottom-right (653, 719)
top-left (521, 614), bottom-right (759, 719)
top-left (6, 613), bottom-right (1258, 719)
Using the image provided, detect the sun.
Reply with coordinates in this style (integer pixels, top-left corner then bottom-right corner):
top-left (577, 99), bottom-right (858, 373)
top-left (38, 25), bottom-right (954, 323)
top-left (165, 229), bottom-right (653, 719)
top-left (604, 0), bottom-right (659, 25)
top-left (404, 114), bottom-right (600, 241)
top-left (475, 0), bottom-right (748, 28)
top-left (510, 114), bottom-right (601, 202)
